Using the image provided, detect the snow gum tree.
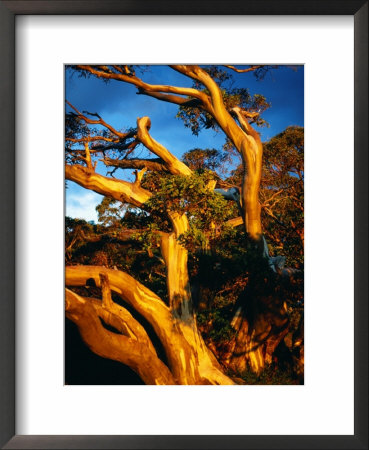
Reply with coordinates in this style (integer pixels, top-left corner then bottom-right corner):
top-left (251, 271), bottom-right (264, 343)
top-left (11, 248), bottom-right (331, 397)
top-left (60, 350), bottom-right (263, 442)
top-left (65, 65), bottom-right (304, 384)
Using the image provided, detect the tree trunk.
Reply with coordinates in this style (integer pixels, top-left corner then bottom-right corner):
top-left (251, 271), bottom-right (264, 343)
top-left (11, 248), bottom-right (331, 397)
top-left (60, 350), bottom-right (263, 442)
top-left (66, 265), bottom-right (234, 385)
top-left (227, 292), bottom-right (289, 374)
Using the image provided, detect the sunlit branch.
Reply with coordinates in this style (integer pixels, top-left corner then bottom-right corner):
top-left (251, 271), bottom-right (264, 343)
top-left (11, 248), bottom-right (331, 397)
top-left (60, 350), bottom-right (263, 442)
top-left (136, 117), bottom-right (193, 176)
top-left (83, 142), bottom-right (93, 170)
top-left (65, 164), bottom-right (152, 207)
top-left (224, 65), bottom-right (263, 73)
top-left (66, 265), bottom-right (171, 328)
top-left (103, 156), bottom-right (168, 173)
top-left (137, 89), bottom-right (202, 107)
top-left (88, 274), bottom-right (157, 353)
top-left (225, 216), bottom-right (243, 228)
top-left (65, 265), bottom-right (205, 383)
top-left (75, 65), bottom-right (207, 102)
top-left (230, 107), bottom-right (260, 138)
top-left (133, 167), bottom-right (147, 185)
top-left (169, 66), bottom-right (246, 147)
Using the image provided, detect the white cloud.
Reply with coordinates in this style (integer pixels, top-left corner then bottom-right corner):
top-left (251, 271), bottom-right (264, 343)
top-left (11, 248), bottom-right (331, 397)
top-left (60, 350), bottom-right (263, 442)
top-left (66, 189), bottom-right (103, 223)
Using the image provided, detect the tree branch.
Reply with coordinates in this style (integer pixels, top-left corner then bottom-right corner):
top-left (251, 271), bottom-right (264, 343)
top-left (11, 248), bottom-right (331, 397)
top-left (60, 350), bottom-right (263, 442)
top-left (169, 66), bottom-right (249, 151)
top-left (225, 216), bottom-right (243, 228)
top-left (137, 89), bottom-right (202, 107)
top-left (136, 117), bottom-right (192, 176)
top-left (133, 167), bottom-right (147, 185)
top-left (224, 65), bottom-right (263, 73)
top-left (65, 288), bottom-right (176, 385)
top-left (83, 142), bottom-right (93, 170)
top-left (65, 164), bottom-right (151, 207)
top-left (230, 106), bottom-right (260, 139)
top-left (75, 65), bottom-right (207, 102)
top-left (76, 292), bottom-right (156, 352)
top-left (65, 265), bottom-right (202, 383)
top-left (66, 265), bottom-right (172, 338)
top-left (103, 156), bottom-right (168, 172)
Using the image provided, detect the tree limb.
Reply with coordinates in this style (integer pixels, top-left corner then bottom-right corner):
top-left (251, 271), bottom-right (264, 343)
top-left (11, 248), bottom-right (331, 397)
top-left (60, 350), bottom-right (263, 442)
top-left (66, 265), bottom-right (204, 383)
top-left (225, 216), bottom-right (243, 228)
top-left (133, 167), bottom-right (147, 185)
top-left (136, 117), bottom-right (193, 176)
top-left (137, 89), bottom-right (202, 107)
top-left (75, 65), bottom-right (207, 102)
top-left (76, 293), bottom-right (156, 352)
top-left (224, 65), bottom-right (263, 73)
top-left (103, 156), bottom-right (168, 172)
top-left (66, 265), bottom-right (172, 338)
top-left (65, 164), bottom-right (152, 207)
top-left (169, 66), bottom-right (252, 153)
top-left (65, 288), bottom-right (176, 385)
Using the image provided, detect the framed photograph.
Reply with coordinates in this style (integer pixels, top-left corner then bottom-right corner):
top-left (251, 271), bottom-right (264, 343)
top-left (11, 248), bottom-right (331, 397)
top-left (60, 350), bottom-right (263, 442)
top-left (1, 1), bottom-right (367, 449)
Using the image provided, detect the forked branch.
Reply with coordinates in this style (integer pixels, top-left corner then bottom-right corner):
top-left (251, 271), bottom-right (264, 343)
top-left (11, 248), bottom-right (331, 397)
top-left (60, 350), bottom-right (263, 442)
top-left (136, 117), bottom-right (192, 176)
top-left (65, 164), bottom-right (152, 207)
top-left (65, 288), bottom-right (175, 384)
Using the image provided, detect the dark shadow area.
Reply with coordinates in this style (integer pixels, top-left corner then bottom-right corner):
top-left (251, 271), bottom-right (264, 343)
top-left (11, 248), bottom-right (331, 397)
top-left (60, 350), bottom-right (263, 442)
top-left (65, 317), bottom-right (144, 385)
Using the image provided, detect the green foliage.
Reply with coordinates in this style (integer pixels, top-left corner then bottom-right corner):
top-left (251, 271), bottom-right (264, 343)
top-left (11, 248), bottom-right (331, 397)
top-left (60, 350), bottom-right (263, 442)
top-left (197, 292), bottom-right (238, 342)
top-left (131, 222), bottom-right (161, 255)
top-left (261, 126), bottom-right (304, 268)
top-left (144, 171), bottom-right (236, 248)
top-left (182, 148), bottom-right (229, 173)
top-left (65, 216), bottom-right (168, 302)
top-left (65, 216), bottom-right (98, 260)
top-left (96, 196), bottom-right (127, 228)
top-left (177, 86), bottom-right (270, 136)
top-left (198, 309), bottom-right (235, 342)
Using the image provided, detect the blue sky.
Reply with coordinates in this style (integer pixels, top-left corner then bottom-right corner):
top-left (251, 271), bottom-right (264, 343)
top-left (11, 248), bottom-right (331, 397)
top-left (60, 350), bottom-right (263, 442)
top-left (65, 65), bottom-right (304, 222)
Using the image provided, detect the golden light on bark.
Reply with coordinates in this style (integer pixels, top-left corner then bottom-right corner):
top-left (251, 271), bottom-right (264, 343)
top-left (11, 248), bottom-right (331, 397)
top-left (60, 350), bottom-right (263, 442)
top-left (65, 65), bottom-right (302, 383)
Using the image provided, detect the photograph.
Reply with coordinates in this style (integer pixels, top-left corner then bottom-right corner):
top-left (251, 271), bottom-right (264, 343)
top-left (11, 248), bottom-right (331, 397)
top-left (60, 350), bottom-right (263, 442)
top-left (1, 0), bottom-right (367, 446)
top-left (64, 64), bottom-right (304, 386)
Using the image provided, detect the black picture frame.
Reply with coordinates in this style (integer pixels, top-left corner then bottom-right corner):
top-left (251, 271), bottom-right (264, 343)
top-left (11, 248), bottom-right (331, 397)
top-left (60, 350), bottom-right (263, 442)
top-left (0, 1), bottom-right (367, 449)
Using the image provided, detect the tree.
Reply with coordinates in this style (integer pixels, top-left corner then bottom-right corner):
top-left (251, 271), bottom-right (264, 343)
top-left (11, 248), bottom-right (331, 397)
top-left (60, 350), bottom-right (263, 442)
top-left (222, 125), bottom-right (304, 374)
top-left (65, 65), bottom-right (304, 384)
top-left (261, 126), bottom-right (304, 266)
